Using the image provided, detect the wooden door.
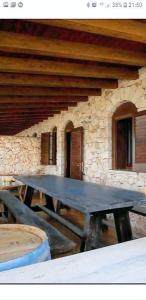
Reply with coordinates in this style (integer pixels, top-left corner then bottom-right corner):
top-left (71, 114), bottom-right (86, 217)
top-left (70, 127), bottom-right (83, 180)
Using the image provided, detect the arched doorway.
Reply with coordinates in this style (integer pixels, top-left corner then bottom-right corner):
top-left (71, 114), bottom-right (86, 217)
top-left (64, 121), bottom-right (83, 180)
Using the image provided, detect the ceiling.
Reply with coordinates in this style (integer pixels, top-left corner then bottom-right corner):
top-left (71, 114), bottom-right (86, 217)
top-left (0, 19), bottom-right (146, 135)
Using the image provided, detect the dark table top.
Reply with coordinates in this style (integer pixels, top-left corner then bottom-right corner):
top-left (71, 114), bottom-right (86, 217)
top-left (15, 175), bottom-right (146, 214)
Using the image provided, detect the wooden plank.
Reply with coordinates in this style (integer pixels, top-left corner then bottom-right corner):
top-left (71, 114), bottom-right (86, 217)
top-left (37, 204), bottom-right (83, 238)
top-left (0, 108), bottom-right (68, 113)
top-left (0, 116), bottom-right (54, 121)
top-left (0, 56), bottom-right (138, 80)
top-left (33, 20), bottom-right (146, 43)
top-left (130, 205), bottom-right (146, 216)
top-left (0, 96), bottom-right (88, 103)
top-left (0, 103), bottom-right (77, 109)
top-left (0, 86), bottom-right (101, 96)
top-left (0, 30), bottom-right (145, 66)
top-left (1, 237), bottom-right (146, 283)
top-left (0, 73), bottom-right (118, 89)
top-left (0, 111), bottom-right (61, 115)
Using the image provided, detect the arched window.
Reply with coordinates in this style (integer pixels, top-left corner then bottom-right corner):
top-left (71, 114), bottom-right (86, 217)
top-left (112, 102), bottom-right (137, 170)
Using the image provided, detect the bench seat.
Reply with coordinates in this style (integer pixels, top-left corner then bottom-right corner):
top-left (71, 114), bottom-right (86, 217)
top-left (130, 205), bottom-right (146, 216)
top-left (0, 191), bottom-right (76, 256)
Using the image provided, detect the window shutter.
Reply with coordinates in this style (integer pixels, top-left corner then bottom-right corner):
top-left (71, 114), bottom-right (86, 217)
top-left (41, 132), bottom-right (51, 165)
top-left (52, 130), bottom-right (57, 165)
top-left (70, 126), bottom-right (83, 180)
top-left (134, 112), bottom-right (146, 172)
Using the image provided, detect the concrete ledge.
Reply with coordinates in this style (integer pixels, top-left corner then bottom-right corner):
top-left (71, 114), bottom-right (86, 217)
top-left (0, 238), bottom-right (146, 283)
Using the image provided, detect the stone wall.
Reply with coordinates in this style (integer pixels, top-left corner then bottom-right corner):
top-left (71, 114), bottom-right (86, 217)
top-left (0, 136), bottom-right (41, 176)
top-left (17, 67), bottom-right (146, 235)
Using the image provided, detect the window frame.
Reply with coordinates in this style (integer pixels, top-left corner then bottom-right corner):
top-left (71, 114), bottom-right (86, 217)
top-left (112, 102), bottom-right (137, 171)
top-left (52, 127), bottom-right (57, 165)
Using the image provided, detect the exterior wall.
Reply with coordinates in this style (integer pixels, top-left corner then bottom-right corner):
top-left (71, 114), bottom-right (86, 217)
top-left (18, 67), bottom-right (146, 235)
top-left (0, 136), bottom-right (42, 176)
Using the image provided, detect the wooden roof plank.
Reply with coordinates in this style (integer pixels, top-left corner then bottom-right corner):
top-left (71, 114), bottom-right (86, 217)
top-left (0, 73), bottom-right (118, 89)
top-left (0, 86), bottom-right (101, 96)
top-left (0, 56), bottom-right (138, 80)
top-left (0, 103), bottom-right (77, 108)
top-left (31, 20), bottom-right (146, 44)
top-left (0, 96), bottom-right (88, 103)
top-left (0, 30), bottom-right (145, 66)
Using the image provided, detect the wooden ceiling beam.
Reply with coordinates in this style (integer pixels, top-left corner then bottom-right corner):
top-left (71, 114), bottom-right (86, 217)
top-left (0, 120), bottom-right (53, 124)
top-left (0, 56), bottom-right (138, 80)
top-left (0, 103), bottom-right (76, 109)
top-left (32, 20), bottom-right (146, 44)
top-left (0, 119), bottom-right (53, 122)
top-left (0, 109), bottom-right (73, 115)
top-left (0, 123), bottom-right (45, 127)
top-left (0, 86), bottom-right (101, 96)
top-left (0, 119), bottom-right (52, 125)
top-left (0, 114), bottom-right (58, 118)
top-left (0, 107), bottom-right (61, 113)
top-left (0, 73), bottom-right (118, 89)
top-left (0, 124), bottom-right (40, 127)
top-left (0, 96), bottom-right (88, 103)
top-left (0, 114), bottom-right (54, 118)
top-left (0, 117), bottom-right (60, 123)
top-left (0, 30), bottom-right (145, 66)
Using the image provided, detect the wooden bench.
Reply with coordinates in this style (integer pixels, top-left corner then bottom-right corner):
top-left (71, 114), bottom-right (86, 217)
top-left (37, 204), bottom-right (83, 238)
top-left (130, 205), bottom-right (146, 217)
top-left (0, 191), bottom-right (76, 257)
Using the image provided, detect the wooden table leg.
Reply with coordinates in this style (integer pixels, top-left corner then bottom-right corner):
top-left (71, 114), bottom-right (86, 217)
top-left (3, 204), bottom-right (8, 219)
top-left (80, 213), bottom-right (102, 252)
top-left (45, 194), bottom-right (55, 212)
top-left (8, 211), bottom-right (16, 223)
top-left (114, 209), bottom-right (132, 243)
top-left (24, 186), bottom-right (34, 207)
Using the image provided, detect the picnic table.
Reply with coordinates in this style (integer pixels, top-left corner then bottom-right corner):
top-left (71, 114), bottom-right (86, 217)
top-left (15, 175), bottom-right (146, 251)
top-left (0, 180), bottom-right (24, 200)
top-left (0, 237), bottom-right (146, 283)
